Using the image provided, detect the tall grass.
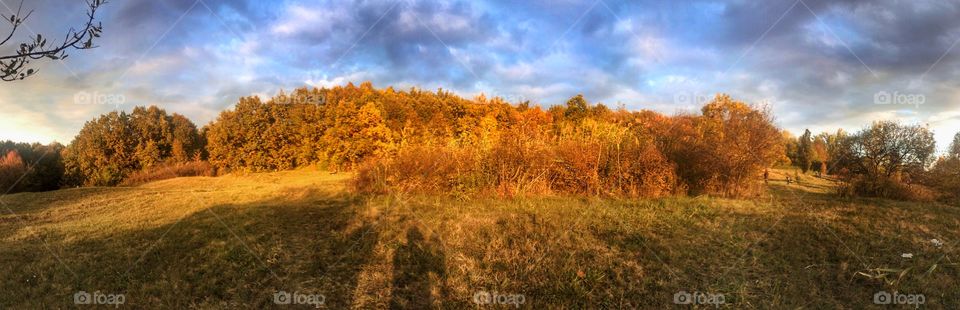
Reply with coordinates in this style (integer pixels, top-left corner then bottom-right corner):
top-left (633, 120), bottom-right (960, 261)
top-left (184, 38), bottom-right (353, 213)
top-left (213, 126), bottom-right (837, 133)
top-left (354, 131), bottom-right (680, 198)
top-left (120, 161), bottom-right (215, 186)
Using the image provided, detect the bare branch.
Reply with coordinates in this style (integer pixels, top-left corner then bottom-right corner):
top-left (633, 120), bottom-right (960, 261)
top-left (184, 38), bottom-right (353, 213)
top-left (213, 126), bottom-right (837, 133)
top-left (0, 0), bottom-right (106, 81)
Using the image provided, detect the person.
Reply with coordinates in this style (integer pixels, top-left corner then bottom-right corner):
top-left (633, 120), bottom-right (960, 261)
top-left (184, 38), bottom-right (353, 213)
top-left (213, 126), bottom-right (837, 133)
top-left (763, 169), bottom-right (769, 184)
top-left (786, 176), bottom-right (792, 185)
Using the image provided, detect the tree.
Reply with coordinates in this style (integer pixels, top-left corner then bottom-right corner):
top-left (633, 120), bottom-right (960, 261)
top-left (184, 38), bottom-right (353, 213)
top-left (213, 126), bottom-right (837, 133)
top-left (563, 94), bottom-right (589, 123)
top-left (795, 129), bottom-right (814, 172)
top-left (63, 106), bottom-right (201, 186)
top-left (1, 0), bottom-right (106, 81)
top-left (0, 150), bottom-right (26, 192)
top-left (846, 121), bottom-right (935, 183)
top-left (950, 132), bottom-right (960, 158)
top-left (0, 141), bottom-right (64, 193)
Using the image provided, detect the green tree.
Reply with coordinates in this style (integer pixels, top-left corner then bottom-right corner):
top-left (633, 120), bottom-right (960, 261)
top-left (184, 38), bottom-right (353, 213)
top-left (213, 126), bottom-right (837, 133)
top-left (796, 129), bottom-right (813, 172)
top-left (563, 94), bottom-right (589, 123)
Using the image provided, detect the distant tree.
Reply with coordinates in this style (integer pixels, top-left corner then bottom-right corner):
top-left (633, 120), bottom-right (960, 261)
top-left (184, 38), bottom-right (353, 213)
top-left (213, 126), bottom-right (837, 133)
top-left (781, 131), bottom-right (798, 165)
top-left (796, 129), bottom-right (814, 172)
top-left (950, 132), bottom-right (960, 158)
top-left (563, 94), bottom-right (589, 123)
top-left (0, 150), bottom-right (26, 192)
top-left (0, 141), bottom-right (64, 192)
top-left (63, 106), bottom-right (200, 186)
top-left (845, 121), bottom-right (935, 182)
top-left (1, 0), bottom-right (106, 81)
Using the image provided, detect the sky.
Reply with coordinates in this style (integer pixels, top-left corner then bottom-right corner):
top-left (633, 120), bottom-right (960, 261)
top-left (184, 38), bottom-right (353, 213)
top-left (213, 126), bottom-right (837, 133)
top-left (1, 0), bottom-right (959, 152)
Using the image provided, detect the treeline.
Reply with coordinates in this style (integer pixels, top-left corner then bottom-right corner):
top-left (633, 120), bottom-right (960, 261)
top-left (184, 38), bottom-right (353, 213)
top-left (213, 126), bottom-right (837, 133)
top-left (1, 82), bottom-right (958, 202)
top-left (783, 124), bottom-right (960, 201)
top-left (0, 141), bottom-right (64, 192)
top-left (202, 83), bottom-right (782, 197)
top-left (2, 106), bottom-right (207, 191)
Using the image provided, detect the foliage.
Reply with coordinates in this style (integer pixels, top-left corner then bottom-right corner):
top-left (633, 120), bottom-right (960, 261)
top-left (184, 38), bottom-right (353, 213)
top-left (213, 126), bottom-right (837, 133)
top-left (62, 106), bottom-right (202, 186)
top-left (0, 141), bottom-right (63, 193)
top-left (120, 161), bottom-right (215, 186)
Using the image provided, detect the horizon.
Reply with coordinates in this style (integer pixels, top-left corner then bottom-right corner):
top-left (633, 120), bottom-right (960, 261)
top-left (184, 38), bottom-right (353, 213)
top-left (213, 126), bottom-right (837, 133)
top-left (1, 0), bottom-right (958, 152)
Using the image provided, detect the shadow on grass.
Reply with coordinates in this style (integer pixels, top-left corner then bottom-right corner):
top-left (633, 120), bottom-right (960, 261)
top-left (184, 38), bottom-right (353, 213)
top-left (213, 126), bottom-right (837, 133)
top-left (0, 189), bottom-right (379, 308)
top-left (389, 226), bottom-right (447, 309)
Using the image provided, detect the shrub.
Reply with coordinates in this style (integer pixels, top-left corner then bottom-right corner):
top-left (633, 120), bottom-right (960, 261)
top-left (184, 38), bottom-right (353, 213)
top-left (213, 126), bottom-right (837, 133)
top-left (353, 146), bottom-right (482, 195)
top-left (120, 161), bottom-right (215, 186)
top-left (481, 133), bottom-right (552, 196)
top-left (850, 176), bottom-right (936, 202)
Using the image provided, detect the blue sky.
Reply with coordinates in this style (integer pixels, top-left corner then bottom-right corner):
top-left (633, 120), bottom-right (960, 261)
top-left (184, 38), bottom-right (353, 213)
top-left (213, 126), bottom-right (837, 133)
top-left (2, 0), bottom-right (959, 151)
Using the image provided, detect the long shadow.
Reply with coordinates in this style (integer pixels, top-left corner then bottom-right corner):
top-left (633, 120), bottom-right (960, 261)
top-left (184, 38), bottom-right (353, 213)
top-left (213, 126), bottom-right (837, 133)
top-left (389, 226), bottom-right (446, 309)
top-left (594, 197), bottom-right (960, 308)
top-left (0, 189), bottom-right (379, 309)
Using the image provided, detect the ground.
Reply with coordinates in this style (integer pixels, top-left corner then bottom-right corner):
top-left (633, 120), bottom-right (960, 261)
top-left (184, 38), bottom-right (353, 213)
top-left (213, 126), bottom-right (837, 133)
top-left (0, 168), bottom-right (957, 308)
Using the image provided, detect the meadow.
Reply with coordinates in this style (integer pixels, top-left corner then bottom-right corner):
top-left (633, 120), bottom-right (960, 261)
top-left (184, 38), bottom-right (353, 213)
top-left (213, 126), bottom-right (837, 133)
top-left (1, 168), bottom-right (956, 308)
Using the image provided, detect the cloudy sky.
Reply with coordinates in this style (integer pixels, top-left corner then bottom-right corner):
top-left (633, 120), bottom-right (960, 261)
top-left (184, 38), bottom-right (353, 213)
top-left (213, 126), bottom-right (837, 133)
top-left (2, 0), bottom-right (959, 151)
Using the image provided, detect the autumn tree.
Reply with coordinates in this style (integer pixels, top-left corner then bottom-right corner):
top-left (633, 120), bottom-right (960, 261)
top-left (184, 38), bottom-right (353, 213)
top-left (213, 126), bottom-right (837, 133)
top-left (63, 106), bottom-right (201, 186)
top-left (0, 150), bottom-right (26, 192)
top-left (950, 132), bottom-right (960, 158)
top-left (847, 121), bottom-right (935, 179)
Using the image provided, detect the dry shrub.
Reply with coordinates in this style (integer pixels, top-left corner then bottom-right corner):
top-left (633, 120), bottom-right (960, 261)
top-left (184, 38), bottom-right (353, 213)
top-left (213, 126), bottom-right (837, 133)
top-left (120, 161), bottom-right (215, 186)
top-left (549, 140), bottom-right (603, 195)
top-left (652, 96), bottom-right (782, 198)
top-left (481, 134), bottom-right (552, 196)
top-left (609, 141), bottom-right (680, 198)
top-left (851, 176), bottom-right (937, 202)
top-left (353, 146), bottom-right (484, 195)
top-left (355, 131), bottom-right (682, 198)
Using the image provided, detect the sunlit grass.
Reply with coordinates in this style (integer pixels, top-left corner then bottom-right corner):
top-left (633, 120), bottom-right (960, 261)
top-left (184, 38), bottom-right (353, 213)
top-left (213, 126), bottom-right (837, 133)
top-left (0, 168), bottom-right (957, 308)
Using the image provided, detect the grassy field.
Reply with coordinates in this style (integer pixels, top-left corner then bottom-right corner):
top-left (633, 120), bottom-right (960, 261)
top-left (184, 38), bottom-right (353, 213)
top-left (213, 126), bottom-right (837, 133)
top-left (0, 168), bottom-right (957, 308)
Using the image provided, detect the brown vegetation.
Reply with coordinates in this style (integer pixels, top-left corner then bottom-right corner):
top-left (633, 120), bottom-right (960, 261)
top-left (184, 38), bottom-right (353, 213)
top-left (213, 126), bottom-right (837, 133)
top-left (120, 161), bottom-right (215, 186)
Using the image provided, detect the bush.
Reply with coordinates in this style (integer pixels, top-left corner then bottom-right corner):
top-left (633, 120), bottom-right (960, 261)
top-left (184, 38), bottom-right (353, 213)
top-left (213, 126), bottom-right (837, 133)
top-left (354, 132), bottom-right (680, 198)
top-left (850, 176), bottom-right (936, 202)
top-left (120, 161), bottom-right (215, 186)
top-left (353, 147), bottom-right (483, 195)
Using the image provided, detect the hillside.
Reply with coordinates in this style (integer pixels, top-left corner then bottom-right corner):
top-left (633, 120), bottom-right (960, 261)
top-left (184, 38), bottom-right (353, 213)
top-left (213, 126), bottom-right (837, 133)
top-left (1, 169), bottom-right (957, 308)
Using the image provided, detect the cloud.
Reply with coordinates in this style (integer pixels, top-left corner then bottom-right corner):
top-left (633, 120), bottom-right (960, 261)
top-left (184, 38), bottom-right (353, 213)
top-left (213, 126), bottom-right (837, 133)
top-left (2, 0), bottom-right (959, 152)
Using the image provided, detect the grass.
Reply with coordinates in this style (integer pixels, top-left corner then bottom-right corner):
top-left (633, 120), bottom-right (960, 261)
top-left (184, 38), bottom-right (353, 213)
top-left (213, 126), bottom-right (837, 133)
top-left (0, 168), bottom-right (957, 308)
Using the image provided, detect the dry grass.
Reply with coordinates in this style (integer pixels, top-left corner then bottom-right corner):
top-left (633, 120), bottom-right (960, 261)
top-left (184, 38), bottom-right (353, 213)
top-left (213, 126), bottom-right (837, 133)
top-left (0, 168), bottom-right (957, 308)
top-left (120, 161), bottom-right (216, 186)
